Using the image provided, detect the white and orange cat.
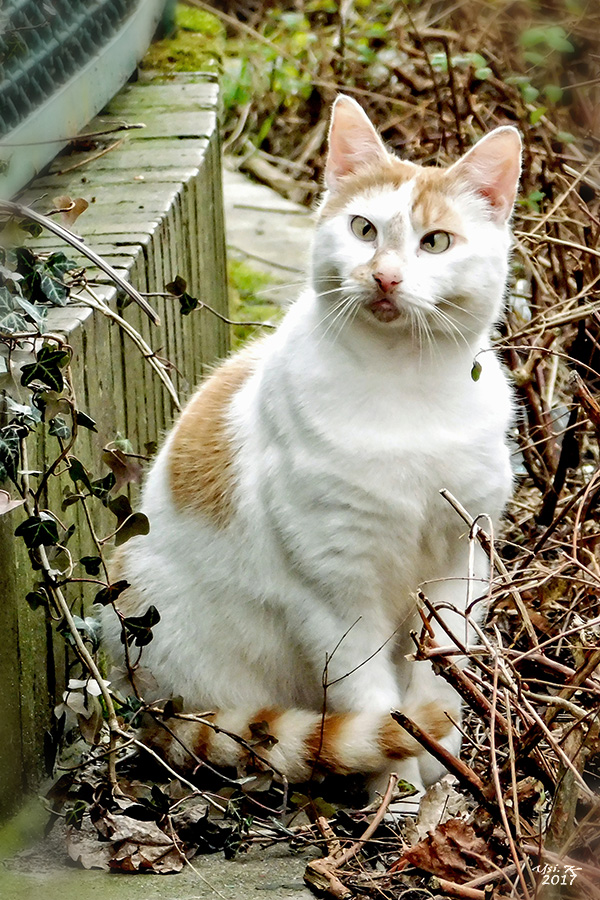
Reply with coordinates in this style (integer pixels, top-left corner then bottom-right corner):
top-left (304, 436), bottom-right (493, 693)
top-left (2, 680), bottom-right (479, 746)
top-left (104, 96), bottom-right (520, 797)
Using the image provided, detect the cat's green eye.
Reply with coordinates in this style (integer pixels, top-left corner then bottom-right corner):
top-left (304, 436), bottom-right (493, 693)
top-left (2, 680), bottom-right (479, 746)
top-left (350, 215), bottom-right (377, 242)
top-left (421, 231), bottom-right (452, 253)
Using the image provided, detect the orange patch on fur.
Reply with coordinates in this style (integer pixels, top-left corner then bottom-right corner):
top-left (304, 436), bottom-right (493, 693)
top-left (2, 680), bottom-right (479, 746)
top-left (107, 548), bottom-right (148, 617)
top-left (379, 701), bottom-right (452, 760)
top-left (169, 350), bottom-right (257, 526)
top-left (320, 159), bottom-right (418, 220)
top-left (411, 169), bottom-right (464, 234)
top-left (305, 713), bottom-right (350, 773)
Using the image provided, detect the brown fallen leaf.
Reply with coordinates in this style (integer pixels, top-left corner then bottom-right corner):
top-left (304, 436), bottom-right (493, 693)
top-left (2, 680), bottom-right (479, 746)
top-left (393, 817), bottom-right (496, 882)
top-left (66, 817), bottom-right (111, 870)
top-left (52, 195), bottom-right (89, 226)
top-left (94, 811), bottom-right (185, 874)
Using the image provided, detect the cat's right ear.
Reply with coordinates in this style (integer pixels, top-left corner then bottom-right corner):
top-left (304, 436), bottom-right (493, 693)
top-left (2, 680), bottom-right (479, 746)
top-left (325, 95), bottom-right (389, 190)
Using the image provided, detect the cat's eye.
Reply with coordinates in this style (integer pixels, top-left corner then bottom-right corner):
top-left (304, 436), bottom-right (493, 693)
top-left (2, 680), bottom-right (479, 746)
top-left (350, 216), bottom-right (377, 242)
top-left (420, 231), bottom-right (452, 253)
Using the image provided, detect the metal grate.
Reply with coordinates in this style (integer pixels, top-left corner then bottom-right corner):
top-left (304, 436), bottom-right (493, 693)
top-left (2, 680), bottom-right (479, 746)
top-left (0, 0), bottom-right (140, 137)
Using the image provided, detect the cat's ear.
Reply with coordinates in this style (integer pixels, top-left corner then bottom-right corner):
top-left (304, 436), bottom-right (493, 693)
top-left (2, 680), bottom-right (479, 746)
top-left (450, 126), bottom-right (522, 223)
top-left (325, 95), bottom-right (389, 190)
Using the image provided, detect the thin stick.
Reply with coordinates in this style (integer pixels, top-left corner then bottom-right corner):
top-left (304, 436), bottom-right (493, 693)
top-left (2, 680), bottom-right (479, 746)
top-left (439, 488), bottom-right (538, 645)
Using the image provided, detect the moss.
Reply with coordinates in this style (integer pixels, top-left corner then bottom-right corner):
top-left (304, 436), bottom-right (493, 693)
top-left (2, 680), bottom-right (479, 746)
top-left (228, 259), bottom-right (284, 349)
top-left (141, 4), bottom-right (225, 74)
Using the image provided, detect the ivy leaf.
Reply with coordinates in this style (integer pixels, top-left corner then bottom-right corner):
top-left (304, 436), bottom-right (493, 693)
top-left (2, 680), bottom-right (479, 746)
top-left (80, 556), bottom-right (102, 576)
top-left (68, 457), bottom-right (93, 493)
top-left (165, 275), bottom-right (187, 296)
top-left (178, 292), bottom-right (199, 316)
top-left (115, 512), bottom-right (150, 547)
top-left (45, 251), bottom-right (78, 277)
top-left (75, 410), bottom-right (97, 432)
top-left (0, 286), bottom-right (28, 333)
top-left (59, 615), bottom-right (101, 651)
top-left (0, 425), bottom-right (22, 483)
top-left (14, 293), bottom-right (47, 330)
top-left (37, 269), bottom-right (69, 306)
top-left (25, 589), bottom-right (48, 610)
top-left (122, 605), bottom-right (160, 647)
top-left (20, 345), bottom-right (70, 392)
top-left (90, 471), bottom-right (116, 503)
top-left (94, 579), bottom-right (130, 606)
top-left (15, 513), bottom-right (59, 548)
top-left (108, 494), bottom-right (133, 526)
top-left (49, 416), bottom-right (71, 440)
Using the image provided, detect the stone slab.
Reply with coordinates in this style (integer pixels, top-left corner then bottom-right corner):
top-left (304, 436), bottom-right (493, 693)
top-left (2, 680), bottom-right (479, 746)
top-left (222, 166), bottom-right (313, 303)
top-left (0, 846), bottom-right (316, 900)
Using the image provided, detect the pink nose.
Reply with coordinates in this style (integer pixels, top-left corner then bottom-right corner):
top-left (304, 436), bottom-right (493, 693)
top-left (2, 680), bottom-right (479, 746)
top-left (373, 271), bottom-right (401, 294)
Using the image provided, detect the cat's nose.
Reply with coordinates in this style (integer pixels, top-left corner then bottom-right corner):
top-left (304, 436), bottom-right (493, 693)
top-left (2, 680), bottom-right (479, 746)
top-left (373, 271), bottom-right (401, 294)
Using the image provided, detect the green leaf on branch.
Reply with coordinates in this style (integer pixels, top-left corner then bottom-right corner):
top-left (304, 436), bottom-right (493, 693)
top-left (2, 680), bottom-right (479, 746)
top-left (75, 411), bottom-right (97, 432)
top-left (80, 556), bottom-right (103, 576)
top-left (178, 292), bottom-right (199, 315)
top-left (108, 494), bottom-right (133, 526)
top-left (37, 270), bottom-right (69, 306)
top-left (20, 345), bottom-right (70, 392)
top-left (45, 252), bottom-right (78, 277)
top-left (90, 471), bottom-right (116, 503)
top-left (122, 605), bottom-right (161, 647)
top-left (0, 425), bottom-right (22, 484)
top-left (115, 512), bottom-right (150, 547)
top-left (25, 589), bottom-right (49, 610)
top-left (49, 416), bottom-right (71, 440)
top-left (15, 513), bottom-right (59, 548)
top-left (94, 579), bottom-right (130, 607)
top-left (166, 275), bottom-right (187, 296)
top-left (68, 457), bottom-right (93, 493)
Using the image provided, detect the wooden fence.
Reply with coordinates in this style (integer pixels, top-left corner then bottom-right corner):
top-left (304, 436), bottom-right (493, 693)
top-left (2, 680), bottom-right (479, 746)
top-left (0, 73), bottom-right (229, 821)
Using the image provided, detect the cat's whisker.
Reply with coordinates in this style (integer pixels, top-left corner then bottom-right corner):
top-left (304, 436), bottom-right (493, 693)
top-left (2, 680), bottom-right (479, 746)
top-left (318, 298), bottom-right (357, 345)
top-left (252, 276), bottom-right (344, 299)
top-left (310, 296), bottom-right (354, 339)
top-left (431, 306), bottom-right (476, 351)
top-left (323, 295), bottom-right (361, 346)
top-left (437, 298), bottom-right (481, 323)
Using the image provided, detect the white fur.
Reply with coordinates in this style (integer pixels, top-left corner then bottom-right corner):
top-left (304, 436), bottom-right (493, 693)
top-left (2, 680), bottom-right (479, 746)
top-left (103, 127), bottom-right (517, 791)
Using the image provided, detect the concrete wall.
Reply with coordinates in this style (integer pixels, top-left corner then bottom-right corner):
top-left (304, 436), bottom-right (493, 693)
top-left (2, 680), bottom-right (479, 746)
top-left (0, 73), bottom-right (229, 821)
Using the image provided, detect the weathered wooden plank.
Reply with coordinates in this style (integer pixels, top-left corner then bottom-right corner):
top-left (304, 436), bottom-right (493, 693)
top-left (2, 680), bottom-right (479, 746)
top-left (1, 72), bottom-right (228, 824)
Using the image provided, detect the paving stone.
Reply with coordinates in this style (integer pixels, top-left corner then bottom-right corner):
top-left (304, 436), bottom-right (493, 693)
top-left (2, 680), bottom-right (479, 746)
top-left (222, 165), bottom-right (313, 303)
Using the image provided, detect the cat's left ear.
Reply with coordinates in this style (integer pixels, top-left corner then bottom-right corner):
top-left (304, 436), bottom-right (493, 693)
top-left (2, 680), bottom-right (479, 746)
top-left (325, 95), bottom-right (389, 190)
top-left (450, 126), bottom-right (522, 223)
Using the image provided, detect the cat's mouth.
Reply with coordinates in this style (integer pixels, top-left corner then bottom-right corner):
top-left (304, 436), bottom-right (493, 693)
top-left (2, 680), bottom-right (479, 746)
top-left (368, 297), bottom-right (401, 323)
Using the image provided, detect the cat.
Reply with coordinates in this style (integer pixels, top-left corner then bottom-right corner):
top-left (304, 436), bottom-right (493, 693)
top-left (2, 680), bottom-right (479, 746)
top-left (103, 95), bottom-right (520, 798)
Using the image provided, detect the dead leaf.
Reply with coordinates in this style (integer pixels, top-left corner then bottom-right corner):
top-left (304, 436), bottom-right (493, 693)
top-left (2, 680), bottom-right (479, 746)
top-left (52, 195), bottom-right (89, 226)
top-left (102, 447), bottom-right (142, 493)
top-left (93, 811), bottom-right (184, 873)
top-left (67, 818), bottom-right (111, 870)
top-left (395, 817), bottom-right (496, 882)
top-left (404, 776), bottom-right (470, 844)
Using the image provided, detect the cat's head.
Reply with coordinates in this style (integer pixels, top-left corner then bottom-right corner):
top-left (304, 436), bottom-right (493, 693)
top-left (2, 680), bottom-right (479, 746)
top-left (312, 95), bottom-right (522, 345)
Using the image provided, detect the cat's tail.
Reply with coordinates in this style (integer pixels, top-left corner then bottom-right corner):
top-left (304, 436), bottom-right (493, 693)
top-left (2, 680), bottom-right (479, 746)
top-left (142, 701), bottom-right (452, 782)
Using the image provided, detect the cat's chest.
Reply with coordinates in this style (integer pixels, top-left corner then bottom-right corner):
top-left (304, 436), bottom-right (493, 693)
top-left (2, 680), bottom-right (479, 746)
top-left (242, 356), bottom-right (509, 537)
